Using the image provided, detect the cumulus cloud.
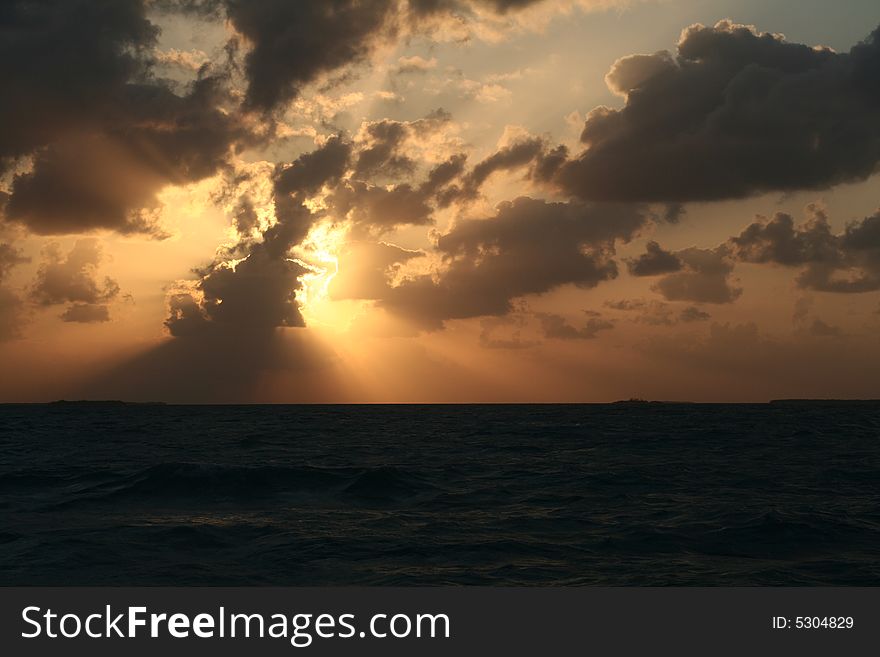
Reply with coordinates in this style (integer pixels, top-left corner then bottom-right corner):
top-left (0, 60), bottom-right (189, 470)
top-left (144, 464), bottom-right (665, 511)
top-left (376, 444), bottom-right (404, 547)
top-left (652, 247), bottom-right (742, 304)
top-left (679, 305), bottom-right (711, 323)
top-left (626, 240), bottom-right (682, 276)
top-left (378, 197), bottom-right (645, 328)
top-left (624, 241), bottom-right (741, 304)
top-left (60, 303), bottom-right (112, 324)
top-left (164, 113), bottom-right (472, 337)
top-left (0, 243), bottom-right (30, 340)
top-left (0, 0), bottom-right (648, 244)
top-left (0, 244), bottom-right (29, 281)
top-left (161, 0), bottom-right (570, 113)
top-left (441, 135), bottom-right (565, 204)
top-left (0, 1), bottom-right (250, 236)
top-left (605, 298), bottom-right (711, 325)
top-left (30, 239), bottom-right (121, 322)
top-left (221, 0), bottom-right (400, 112)
top-left (557, 20), bottom-right (880, 202)
top-left (729, 205), bottom-right (880, 293)
top-left (536, 311), bottom-right (613, 339)
top-left (316, 114), bottom-right (468, 237)
top-left (165, 217), bottom-right (311, 338)
top-left (164, 134), bottom-right (359, 337)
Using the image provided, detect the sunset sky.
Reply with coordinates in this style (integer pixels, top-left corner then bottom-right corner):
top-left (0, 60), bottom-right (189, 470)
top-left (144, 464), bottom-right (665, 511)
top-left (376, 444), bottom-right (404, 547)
top-left (1, 0), bottom-right (880, 402)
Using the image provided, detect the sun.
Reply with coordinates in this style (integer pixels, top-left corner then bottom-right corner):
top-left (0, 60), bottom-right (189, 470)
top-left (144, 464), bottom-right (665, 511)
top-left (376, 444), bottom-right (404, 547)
top-left (291, 221), bottom-right (362, 331)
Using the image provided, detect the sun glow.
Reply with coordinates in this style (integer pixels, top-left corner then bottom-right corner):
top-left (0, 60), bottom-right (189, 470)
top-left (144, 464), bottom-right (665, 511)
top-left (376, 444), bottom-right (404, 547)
top-left (292, 221), bottom-right (362, 331)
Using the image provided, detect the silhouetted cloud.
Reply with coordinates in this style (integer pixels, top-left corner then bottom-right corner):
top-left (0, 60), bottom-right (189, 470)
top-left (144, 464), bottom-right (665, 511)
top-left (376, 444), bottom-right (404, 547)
top-left (441, 136), bottom-right (565, 204)
top-left (408, 0), bottom-right (546, 17)
top-left (679, 305), bottom-right (711, 323)
top-left (0, 0), bottom-right (249, 236)
top-left (223, 0), bottom-right (399, 112)
top-left (627, 241), bottom-right (682, 276)
top-left (0, 244), bottom-right (29, 281)
top-left (0, 243), bottom-right (30, 340)
top-left (653, 247), bottom-right (742, 304)
top-left (30, 239), bottom-right (121, 322)
top-left (536, 311), bottom-right (613, 339)
top-left (60, 303), bottom-right (112, 323)
top-left (605, 298), bottom-right (711, 325)
top-left (352, 120), bottom-right (418, 181)
top-left (729, 205), bottom-right (880, 292)
top-left (164, 135), bottom-right (357, 337)
top-left (557, 20), bottom-right (880, 202)
top-left (379, 197), bottom-right (645, 328)
top-left (275, 137), bottom-right (353, 199)
top-left (162, 0), bottom-right (557, 114)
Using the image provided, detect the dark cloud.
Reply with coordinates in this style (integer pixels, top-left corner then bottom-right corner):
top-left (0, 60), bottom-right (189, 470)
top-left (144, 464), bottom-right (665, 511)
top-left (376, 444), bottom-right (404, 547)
top-left (442, 136), bottom-right (561, 204)
top-left (350, 111), bottom-right (453, 182)
top-left (221, 0), bottom-right (398, 112)
top-left (0, 243), bottom-right (30, 340)
top-left (0, 1), bottom-right (250, 236)
top-left (165, 136), bottom-right (356, 337)
top-left (331, 182), bottom-right (434, 235)
top-left (729, 207), bottom-right (838, 266)
top-left (379, 197), bottom-right (645, 328)
top-left (30, 240), bottom-right (121, 322)
top-left (275, 136), bottom-right (352, 199)
top-left (729, 206), bottom-right (880, 293)
top-left (166, 115), bottom-right (473, 338)
top-left (318, 120), bottom-right (465, 236)
top-left (272, 135), bottom-right (352, 243)
top-left (653, 247), bottom-right (742, 304)
top-left (662, 203), bottom-right (686, 224)
top-left (0, 0), bottom-right (157, 168)
top-left (808, 318), bottom-right (842, 337)
top-left (557, 20), bottom-right (880, 202)
top-left (420, 154), bottom-right (469, 196)
top-left (679, 305), bottom-right (711, 323)
top-left (408, 0), bottom-right (546, 17)
top-left (352, 120), bottom-right (417, 181)
top-left (626, 240), bottom-right (682, 276)
top-left (157, 1), bottom-right (556, 114)
top-left (165, 219), bottom-right (311, 338)
top-left (60, 303), bottom-right (111, 323)
top-left (0, 243), bottom-right (29, 281)
top-left (0, 287), bottom-right (25, 341)
top-left (536, 312), bottom-right (613, 340)
top-left (604, 298), bottom-right (711, 325)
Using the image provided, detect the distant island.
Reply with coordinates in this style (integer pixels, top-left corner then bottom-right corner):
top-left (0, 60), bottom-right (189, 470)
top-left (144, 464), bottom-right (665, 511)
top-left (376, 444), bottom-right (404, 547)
top-left (48, 400), bottom-right (167, 406)
top-left (769, 399), bottom-right (880, 405)
top-left (612, 398), bottom-right (693, 405)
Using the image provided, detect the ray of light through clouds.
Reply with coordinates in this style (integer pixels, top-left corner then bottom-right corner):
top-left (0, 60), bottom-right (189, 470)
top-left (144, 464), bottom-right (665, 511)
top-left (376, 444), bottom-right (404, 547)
top-left (1, 0), bottom-right (880, 402)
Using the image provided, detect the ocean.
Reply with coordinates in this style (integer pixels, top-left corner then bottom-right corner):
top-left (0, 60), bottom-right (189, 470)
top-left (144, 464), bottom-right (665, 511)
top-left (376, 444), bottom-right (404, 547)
top-left (1, 402), bottom-right (878, 585)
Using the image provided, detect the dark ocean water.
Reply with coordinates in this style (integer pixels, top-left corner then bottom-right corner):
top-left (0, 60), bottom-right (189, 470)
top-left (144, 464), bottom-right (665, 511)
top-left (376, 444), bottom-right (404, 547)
top-left (1, 402), bottom-right (879, 586)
